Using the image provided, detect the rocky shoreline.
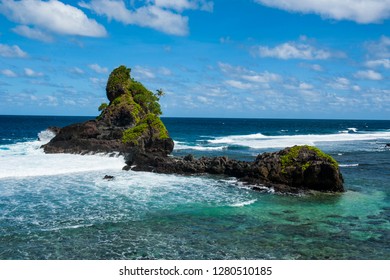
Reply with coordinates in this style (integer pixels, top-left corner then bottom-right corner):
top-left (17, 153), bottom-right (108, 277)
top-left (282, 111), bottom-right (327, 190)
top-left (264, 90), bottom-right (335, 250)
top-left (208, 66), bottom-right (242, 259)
top-left (123, 145), bottom-right (344, 193)
top-left (42, 65), bottom-right (344, 194)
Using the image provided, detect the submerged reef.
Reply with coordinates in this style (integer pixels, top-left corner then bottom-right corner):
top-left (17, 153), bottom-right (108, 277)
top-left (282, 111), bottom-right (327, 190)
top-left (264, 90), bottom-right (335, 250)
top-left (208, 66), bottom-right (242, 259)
top-left (43, 65), bottom-right (344, 194)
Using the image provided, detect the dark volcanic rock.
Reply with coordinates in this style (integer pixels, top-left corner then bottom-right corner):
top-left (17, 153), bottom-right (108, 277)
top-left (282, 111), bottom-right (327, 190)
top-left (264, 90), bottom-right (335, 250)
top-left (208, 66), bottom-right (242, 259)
top-left (124, 145), bottom-right (344, 193)
top-left (103, 175), bottom-right (115, 180)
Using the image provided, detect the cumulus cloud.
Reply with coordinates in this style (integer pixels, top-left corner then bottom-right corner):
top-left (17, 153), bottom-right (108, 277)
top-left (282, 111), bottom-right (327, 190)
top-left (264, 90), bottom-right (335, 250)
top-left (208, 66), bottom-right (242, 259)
top-left (365, 59), bottom-right (390, 69)
top-left (365, 36), bottom-right (390, 59)
top-left (89, 63), bottom-right (108, 74)
top-left (328, 77), bottom-right (350, 90)
top-left (354, 70), bottom-right (383, 80)
top-left (254, 0), bottom-right (390, 24)
top-left (24, 68), bottom-right (44, 77)
top-left (154, 0), bottom-right (213, 12)
top-left (12, 25), bottom-right (53, 42)
top-left (79, 0), bottom-right (189, 35)
top-left (225, 80), bottom-right (253, 90)
top-left (70, 67), bottom-right (85, 75)
top-left (252, 41), bottom-right (332, 60)
top-left (1, 69), bottom-right (18, 77)
top-left (310, 64), bottom-right (323, 71)
top-left (0, 0), bottom-right (107, 38)
top-left (0, 44), bottom-right (28, 58)
top-left (218, 62), bottom-right (282, 91)
top-left (133, 66), bottom-right (156, 79)
top-left (79, 0), bottom-right (213, 36)
top-left (242, 72), bottom-right (281, 83)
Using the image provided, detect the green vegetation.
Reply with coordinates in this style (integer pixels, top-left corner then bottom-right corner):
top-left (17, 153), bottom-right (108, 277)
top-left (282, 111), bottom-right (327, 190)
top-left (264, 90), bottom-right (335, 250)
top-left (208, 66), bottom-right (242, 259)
top-left (306, 145), bottom-right (338, 168)
top-left (130, 80), bottom-right (162, 116)
top-left (122, 113), bottom-right (169, 145)
top-left (122, 123), bottom-right (149, 145)
top-left (280, 145), bottom-right (338, 173)
top-left (98, 65), bottom-right (169, 145)
top-left (143, 113), bottom-right (169, 139)
top-left (106, 65), bottom-right (131, 102)
top-left (98, 103), bottom-right (108, 111)
top-left (156, 88), bottom-right (164, 98)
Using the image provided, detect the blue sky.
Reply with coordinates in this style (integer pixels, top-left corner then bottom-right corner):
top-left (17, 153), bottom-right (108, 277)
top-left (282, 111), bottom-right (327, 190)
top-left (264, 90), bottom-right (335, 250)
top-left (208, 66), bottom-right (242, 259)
top-left (0, 0), bottom-right (389, 119)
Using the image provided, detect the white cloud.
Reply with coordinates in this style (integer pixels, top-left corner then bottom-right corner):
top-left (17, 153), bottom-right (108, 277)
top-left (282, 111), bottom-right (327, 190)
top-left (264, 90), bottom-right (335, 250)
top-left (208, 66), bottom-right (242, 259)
top-left (47, 95), bottom-right (58, 106)
top-left (79, 0), bottom-right (190, 36)
top-left (89, 77), bottom-right (106, 88)
top-left (24, 68), bottom-right (44, 77)
top-left (70, 67), bottom-right (85, 75)
top-left (365, 36), bottom-right (390, 59)
top-left (352, 85), bottom-right (361, 91)
top-left (365, 59), bottom-right (390, 69)
top-left (89, 63), bottom-right (108, 74)
top-left (225, 80), bottom-right (253, 90)
top-left (133, 66), bottom-right (156, 79)
top-left (218, 62), bottom-right (282, 91)
top-left (284, 81), bottom-right (314, 91)
top-left (0, 0), bottom-right (107, 37)
top-left (254, 0), bottom-right (390, 24)
top-left (242, 72), bottom-right (281, 83)
top-left (299, 82), bottom-right (314, 90)
top-left (218, 62), bottom-right (247, 74)
top-left (354, 70), bottom-right (383, 80)
top-left (159, 67), bottom-right (172, 76)
top-left (154, 0), bottom-right (213, 12)
top-left (252, 42), bottom-right (332, 60)
top-left (310, 64), bottom-right (323, 71)
top-left (328, 77), bottom-right (360, 91)
top-left (197, 95), bottom-right (212, 104)
top-left (1, 69), bottom-right (17, 77)
top-left (0, 44), bottom-right (27, 58)
top-left (12, 25), bottom-right (53, 42)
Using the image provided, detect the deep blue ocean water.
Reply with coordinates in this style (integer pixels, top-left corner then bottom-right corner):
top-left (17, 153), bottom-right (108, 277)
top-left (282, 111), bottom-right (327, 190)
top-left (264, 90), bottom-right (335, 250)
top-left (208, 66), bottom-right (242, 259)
top-left (0, 115), bottom-right (389, 259)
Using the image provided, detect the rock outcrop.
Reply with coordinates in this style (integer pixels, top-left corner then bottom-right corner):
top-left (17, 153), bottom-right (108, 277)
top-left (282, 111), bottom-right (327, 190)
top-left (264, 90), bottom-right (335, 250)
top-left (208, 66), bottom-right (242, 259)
top-left (123, 145), bottom-right (344, 193)
top-left (42, 65), bottom-right (174, 157)
top-left (43, 65), bottom-right (344, 194)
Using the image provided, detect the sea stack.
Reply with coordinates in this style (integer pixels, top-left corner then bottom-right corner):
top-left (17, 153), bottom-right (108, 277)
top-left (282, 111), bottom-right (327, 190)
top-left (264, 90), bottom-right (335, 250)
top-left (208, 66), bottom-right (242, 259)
top-left (42, 65), bottom-right (174, 158)
top-left (43, 65), bottom-right (344, 194)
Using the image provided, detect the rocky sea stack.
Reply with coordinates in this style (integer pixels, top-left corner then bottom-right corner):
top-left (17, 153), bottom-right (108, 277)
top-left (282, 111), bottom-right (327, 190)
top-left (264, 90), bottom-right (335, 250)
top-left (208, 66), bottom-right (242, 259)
top-left (43, 65), bottom-right (344, 194)
top-left (43, 65), bottom-right (174, 157)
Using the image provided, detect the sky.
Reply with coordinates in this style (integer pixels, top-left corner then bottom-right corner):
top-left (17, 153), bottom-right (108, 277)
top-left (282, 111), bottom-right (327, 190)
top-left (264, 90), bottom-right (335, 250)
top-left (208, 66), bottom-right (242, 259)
top-left (0, 0), bottom-right (389, 119)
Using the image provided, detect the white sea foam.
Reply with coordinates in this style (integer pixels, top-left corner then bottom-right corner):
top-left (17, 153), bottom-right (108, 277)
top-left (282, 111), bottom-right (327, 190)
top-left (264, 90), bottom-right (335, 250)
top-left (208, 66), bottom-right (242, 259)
top-left (339, 164), bottom-right (359, 167)
top-left (0, 130), bottom-right (125, 179)
top-left (230, 199), bottom-right (257, 207)
top-left (206, 131), bottom-right (390, 149)
top-left (174, 141), bottom-right (227, 151)
top-left (37, 129), bottom-right (56, 143)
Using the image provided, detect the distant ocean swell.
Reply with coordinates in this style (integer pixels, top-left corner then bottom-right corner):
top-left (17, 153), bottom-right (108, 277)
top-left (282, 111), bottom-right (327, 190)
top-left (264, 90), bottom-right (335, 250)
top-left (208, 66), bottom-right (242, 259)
top-left (174, 130), bottom-right (390, 151)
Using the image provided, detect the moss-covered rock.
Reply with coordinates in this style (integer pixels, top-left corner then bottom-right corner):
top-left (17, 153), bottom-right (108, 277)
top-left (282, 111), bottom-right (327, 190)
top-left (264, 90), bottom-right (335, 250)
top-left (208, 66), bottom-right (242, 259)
top-left (280, 145), bottom-right (338, 173)
top-left (255, 145), bottom-right (344, 192)
top-left (43, 65), bottom-right (174, 157)
top-left (106, 65), bottom-right (131, 102)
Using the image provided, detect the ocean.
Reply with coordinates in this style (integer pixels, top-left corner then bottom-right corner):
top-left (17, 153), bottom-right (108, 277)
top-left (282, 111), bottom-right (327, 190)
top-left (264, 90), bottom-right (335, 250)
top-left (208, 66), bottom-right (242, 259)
top-left (0, 115), bottom-right (389, 260)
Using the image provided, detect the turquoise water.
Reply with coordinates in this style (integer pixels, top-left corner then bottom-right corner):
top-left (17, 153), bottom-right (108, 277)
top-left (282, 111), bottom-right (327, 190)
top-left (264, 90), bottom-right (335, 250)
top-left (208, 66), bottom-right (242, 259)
top-left (0, 116), bottom-right (389, 259)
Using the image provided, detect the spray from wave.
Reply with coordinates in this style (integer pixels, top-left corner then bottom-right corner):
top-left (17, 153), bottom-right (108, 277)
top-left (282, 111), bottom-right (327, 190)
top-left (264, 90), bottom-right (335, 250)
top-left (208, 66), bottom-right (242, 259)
top-left (0, 129), bottom-right (125, 179)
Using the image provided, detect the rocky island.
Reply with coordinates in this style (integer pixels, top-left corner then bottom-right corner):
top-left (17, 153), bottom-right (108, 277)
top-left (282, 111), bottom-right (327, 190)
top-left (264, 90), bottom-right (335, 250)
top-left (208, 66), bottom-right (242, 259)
top-left (43, 65), bottom-right (344, 194)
